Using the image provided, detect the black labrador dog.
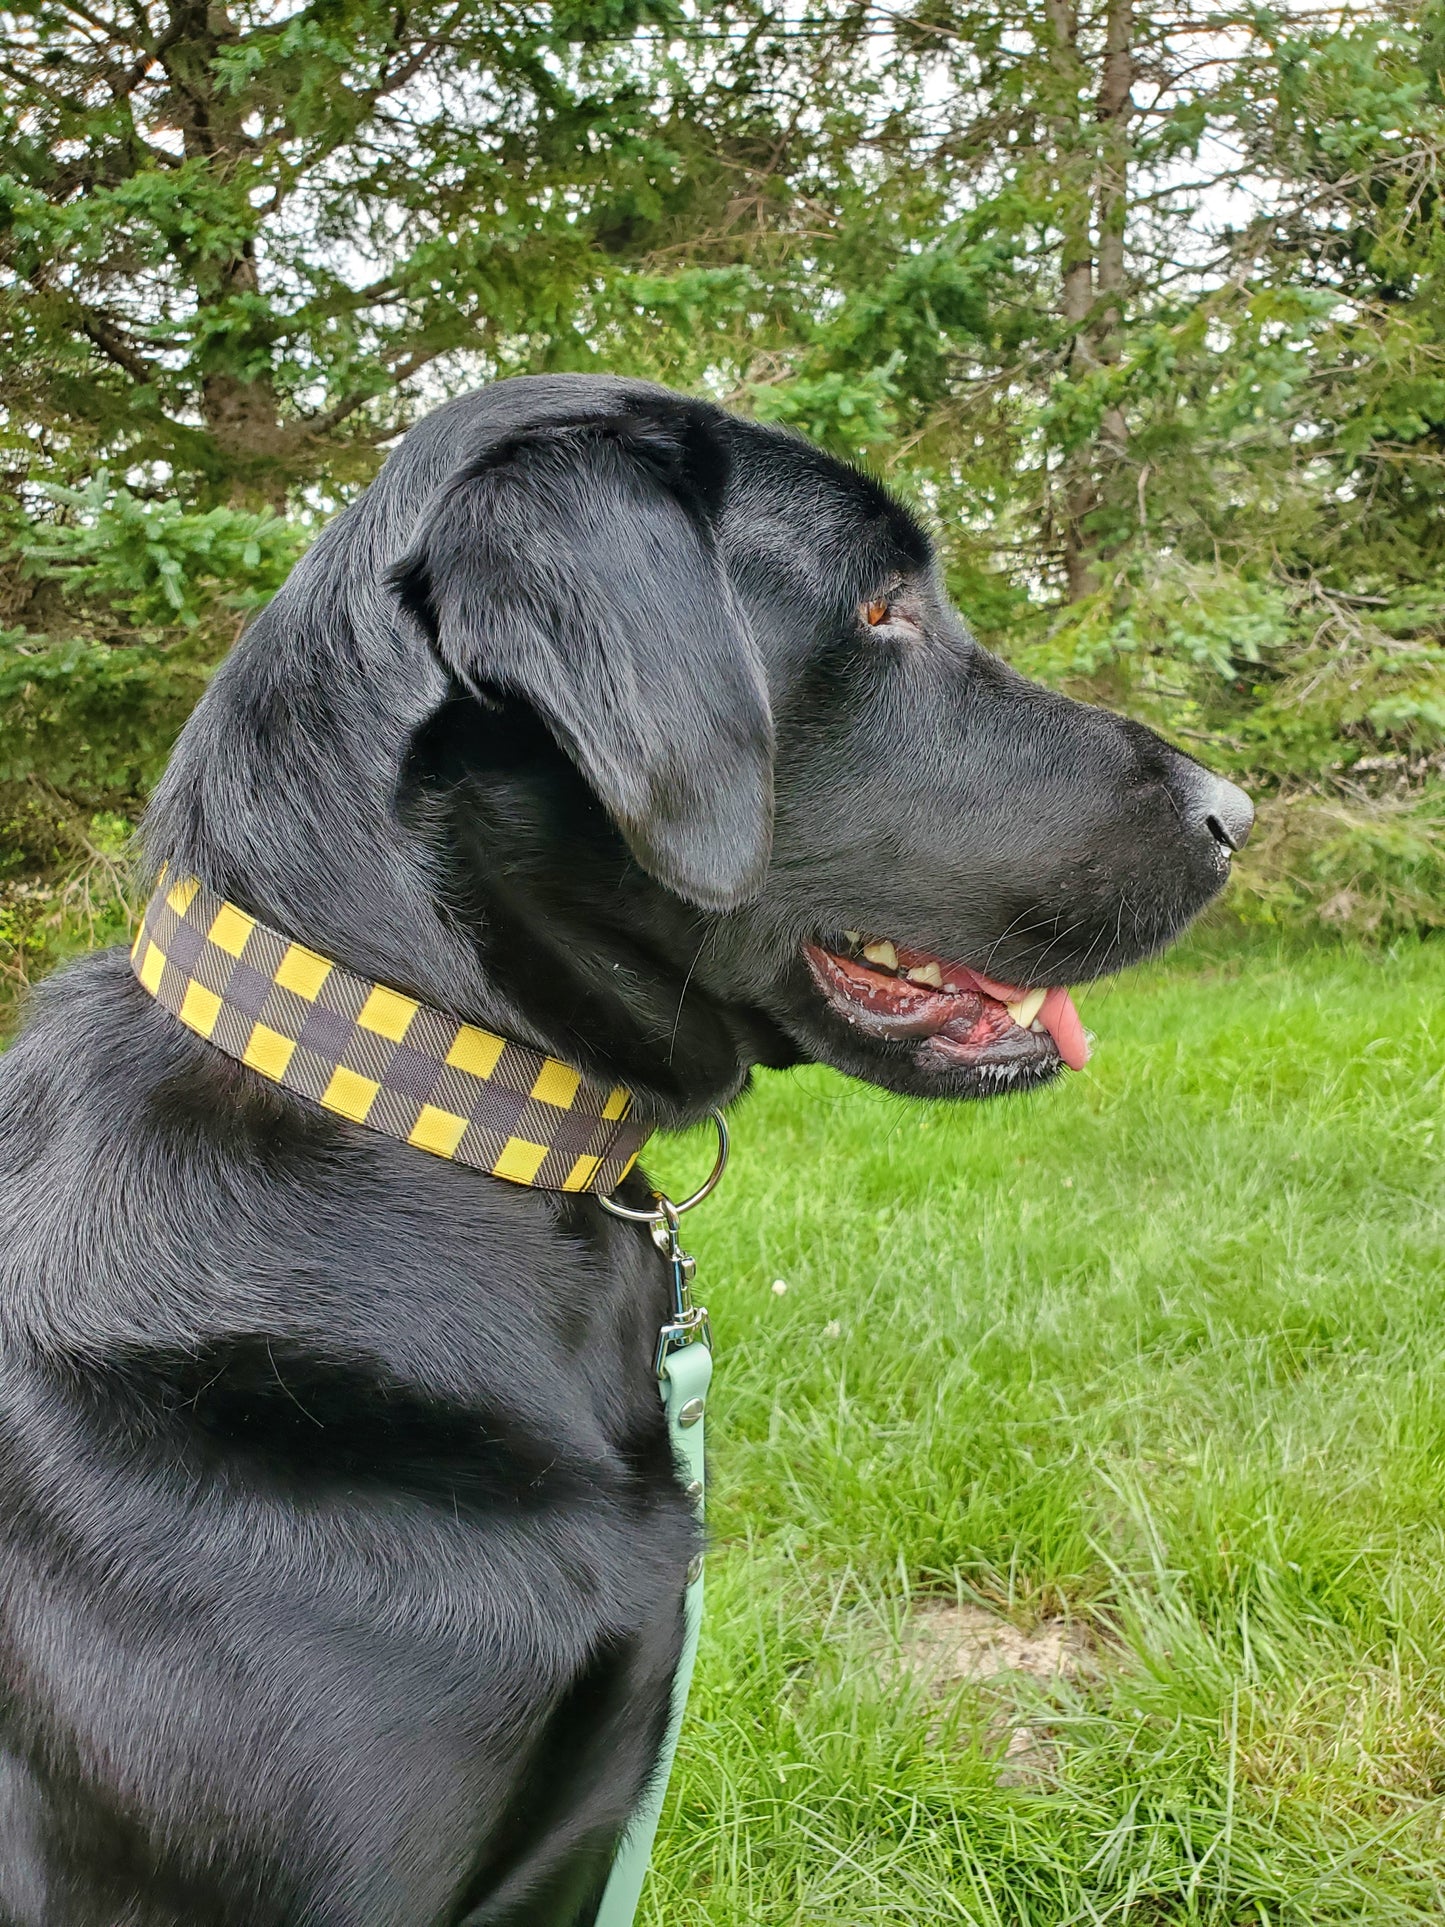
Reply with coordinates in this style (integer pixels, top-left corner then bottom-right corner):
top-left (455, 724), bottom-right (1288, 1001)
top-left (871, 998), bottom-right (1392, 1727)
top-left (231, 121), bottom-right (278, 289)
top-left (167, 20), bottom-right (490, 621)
top-left (0, 375), bottom-right (1252, 1926)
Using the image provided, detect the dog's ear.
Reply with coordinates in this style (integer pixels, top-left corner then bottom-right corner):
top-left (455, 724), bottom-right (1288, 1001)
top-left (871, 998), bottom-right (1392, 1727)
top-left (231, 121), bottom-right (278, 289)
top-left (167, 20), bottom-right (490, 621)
top-left (390, 401), bottom-right (773, 912)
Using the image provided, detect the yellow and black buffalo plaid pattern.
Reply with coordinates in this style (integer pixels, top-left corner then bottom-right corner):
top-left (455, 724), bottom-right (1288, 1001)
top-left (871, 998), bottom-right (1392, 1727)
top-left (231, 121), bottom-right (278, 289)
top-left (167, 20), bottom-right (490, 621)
top-left (131, 875), bottom-right (651, 1194)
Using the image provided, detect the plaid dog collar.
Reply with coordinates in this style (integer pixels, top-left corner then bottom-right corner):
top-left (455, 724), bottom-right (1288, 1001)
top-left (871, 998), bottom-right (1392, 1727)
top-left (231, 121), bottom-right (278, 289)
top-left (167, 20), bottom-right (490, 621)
top-left (130, 875), bottom-right (651, 1194)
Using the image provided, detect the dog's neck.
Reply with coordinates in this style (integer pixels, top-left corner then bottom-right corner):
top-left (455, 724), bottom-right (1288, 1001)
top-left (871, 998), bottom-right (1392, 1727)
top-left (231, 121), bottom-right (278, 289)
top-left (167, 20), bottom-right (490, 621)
top-left (404, 696), bottom-right (797, 1119)
top-left (144, 675), bottom-right (794, 1129)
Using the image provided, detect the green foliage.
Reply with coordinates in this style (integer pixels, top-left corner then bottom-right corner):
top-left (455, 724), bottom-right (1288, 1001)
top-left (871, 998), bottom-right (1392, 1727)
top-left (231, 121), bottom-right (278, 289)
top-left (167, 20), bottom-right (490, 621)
top-left (0, 807), bottom-right (134, 1028)
top-left (0, 0), bottom-right (723, 503)
top-left (0, 627), bottom-right (209, 815)
top-left (1, 0), bottom-right (1442, 934)
top-left (20, 477), bottom-right (305, 629)
top-left (1236, 788), bottom-right (1445, 941)
top-left (0, 481), bottom-right (304, 828)
top-left (0, 482), bottom-right (303, 974)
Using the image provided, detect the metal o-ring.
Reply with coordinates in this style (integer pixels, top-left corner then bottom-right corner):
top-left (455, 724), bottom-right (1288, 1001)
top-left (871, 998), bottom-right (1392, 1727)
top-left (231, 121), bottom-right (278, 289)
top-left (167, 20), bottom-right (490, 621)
top-left (597, 1110), bottom-right (730, 1224)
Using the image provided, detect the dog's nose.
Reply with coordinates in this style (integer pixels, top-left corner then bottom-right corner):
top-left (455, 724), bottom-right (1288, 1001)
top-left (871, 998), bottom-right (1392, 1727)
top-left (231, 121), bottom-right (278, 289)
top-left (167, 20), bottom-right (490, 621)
top-left (1187, 769), bottom-right (1255, 854)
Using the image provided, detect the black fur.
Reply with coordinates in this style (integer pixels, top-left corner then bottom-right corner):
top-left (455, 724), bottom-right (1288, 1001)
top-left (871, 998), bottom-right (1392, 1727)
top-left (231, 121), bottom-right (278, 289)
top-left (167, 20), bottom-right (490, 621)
top-left (0, 375), bottom-right (1249, 1925)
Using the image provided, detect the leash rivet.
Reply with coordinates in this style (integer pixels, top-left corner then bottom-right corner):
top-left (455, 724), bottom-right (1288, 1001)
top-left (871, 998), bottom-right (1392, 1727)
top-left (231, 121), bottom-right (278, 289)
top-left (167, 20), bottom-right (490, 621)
top-left (686, 1555), bottom-right (705, 1585)
top-left (684, 1478), bottom-right (704, 1502)
top-left (677, 1398), bottom-right (705, 1428)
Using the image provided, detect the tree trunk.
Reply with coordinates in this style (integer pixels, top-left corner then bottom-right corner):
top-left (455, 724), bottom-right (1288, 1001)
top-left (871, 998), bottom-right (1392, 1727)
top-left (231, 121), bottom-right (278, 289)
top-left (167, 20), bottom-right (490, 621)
top-left (1045, 0), bottom-right (1135, 603)
top-left (1046, 0), bottom-right (1095, 336)
top-left (1093, 0), bottom-right (1134, 465)
top-left (159, 0), bottom-right (288, 506)
top-left (198, 249), bottom-right (291, 509)
top-left (1044, 0), bottom-right (1099, 601)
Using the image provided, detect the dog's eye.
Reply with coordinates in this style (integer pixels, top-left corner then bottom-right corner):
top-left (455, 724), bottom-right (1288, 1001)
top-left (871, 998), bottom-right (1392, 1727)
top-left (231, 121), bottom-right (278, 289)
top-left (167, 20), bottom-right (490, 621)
top-left (863, 599), bottom-right (890, 626)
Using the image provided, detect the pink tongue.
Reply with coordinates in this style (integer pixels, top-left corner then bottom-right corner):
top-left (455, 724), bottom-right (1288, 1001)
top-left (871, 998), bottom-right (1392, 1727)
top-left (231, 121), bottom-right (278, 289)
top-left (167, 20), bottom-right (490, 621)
top-left (967, 971), bottom-right (1090, 1072)
top-left (1039, 986), bottom-right (1089, 1070)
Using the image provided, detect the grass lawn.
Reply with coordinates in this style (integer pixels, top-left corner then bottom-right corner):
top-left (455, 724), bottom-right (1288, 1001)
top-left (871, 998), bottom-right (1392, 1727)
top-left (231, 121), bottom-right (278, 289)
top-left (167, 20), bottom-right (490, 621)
top-left (647, 931), bottom-right (1445, 1924)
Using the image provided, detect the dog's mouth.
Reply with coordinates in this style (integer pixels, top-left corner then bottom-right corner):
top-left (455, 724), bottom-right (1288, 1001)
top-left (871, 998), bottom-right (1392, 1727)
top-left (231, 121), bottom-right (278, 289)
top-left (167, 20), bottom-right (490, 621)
top-left (803, 934), bottom-right (1089, 1078)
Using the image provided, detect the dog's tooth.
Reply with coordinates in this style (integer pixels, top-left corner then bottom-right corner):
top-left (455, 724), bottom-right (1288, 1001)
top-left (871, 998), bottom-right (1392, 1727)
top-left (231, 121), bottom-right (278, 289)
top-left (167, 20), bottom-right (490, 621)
top-left (862, 939), bottom-right (899, 970)
top-left (1005, 987), bottom-right (1048, 1029)
top-left (906, 962), bottom-right (944, 988)
top-left (844, 931), bottom-right (861, 946)
top-left (1031, 1018), bottom-right (1047, 1034)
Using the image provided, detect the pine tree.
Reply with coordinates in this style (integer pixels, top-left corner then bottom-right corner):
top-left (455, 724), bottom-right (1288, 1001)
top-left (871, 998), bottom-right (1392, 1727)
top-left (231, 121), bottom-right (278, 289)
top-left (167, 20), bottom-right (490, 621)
top-left (2, 0), bottom-right (1441, 969)
top-left (0, 0), bottom-right (784, 506)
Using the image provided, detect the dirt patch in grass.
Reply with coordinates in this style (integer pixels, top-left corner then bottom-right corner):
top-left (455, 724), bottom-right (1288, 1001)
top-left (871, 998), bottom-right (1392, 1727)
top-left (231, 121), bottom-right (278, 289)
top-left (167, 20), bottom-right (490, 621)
top-left (889, 1602), bottom-right (1099, 1783)
top-left (896, 1601), bottom-right (1094, 1689)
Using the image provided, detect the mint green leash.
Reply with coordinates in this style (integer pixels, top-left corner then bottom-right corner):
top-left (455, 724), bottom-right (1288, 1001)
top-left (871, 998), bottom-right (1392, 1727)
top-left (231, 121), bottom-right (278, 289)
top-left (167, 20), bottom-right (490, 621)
top-left (591, 1338), bottom-right (711, 1926)
top-left (593, 1117), bottom-right (726, 1927)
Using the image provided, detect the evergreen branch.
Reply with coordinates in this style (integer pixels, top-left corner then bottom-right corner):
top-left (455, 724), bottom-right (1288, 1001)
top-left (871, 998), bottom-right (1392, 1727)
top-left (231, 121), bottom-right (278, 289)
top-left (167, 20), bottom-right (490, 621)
top-left (291, 389), bottom-right (372, 438)
top-left (388, 341), bottom-right (458, 385)
top-left (0, 59), bottom-right (96, 115)
top-left (47, 0), bottom-right (149, 55)
top-left (80, 313), bottom-right (160, 385)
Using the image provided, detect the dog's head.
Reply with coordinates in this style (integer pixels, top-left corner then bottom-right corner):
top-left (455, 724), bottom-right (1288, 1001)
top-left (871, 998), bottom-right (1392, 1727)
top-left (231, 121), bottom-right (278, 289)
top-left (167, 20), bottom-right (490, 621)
top-left (386, 381), bottom-right (1250, 1107)
top-left (151, 376), bottom-right (1251, 1117)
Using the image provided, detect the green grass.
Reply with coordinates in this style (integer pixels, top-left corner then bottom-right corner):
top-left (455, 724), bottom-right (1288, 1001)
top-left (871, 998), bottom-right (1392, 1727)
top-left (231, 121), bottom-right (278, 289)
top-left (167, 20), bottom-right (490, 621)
top-left (646, 932), bottom-right (1445, 1924)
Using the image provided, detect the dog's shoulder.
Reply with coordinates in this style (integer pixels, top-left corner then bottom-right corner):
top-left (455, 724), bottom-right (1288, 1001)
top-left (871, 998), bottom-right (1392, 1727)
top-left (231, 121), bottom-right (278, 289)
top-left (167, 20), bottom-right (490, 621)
top-left (0, 945), bottom-right (328, 1196)
top-left (0, 950), bottom-right (650, 1420)
top-left (1, 948), bottom-right (170, 1176)
top-left (0, 950), bottom-right (507, 1339)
